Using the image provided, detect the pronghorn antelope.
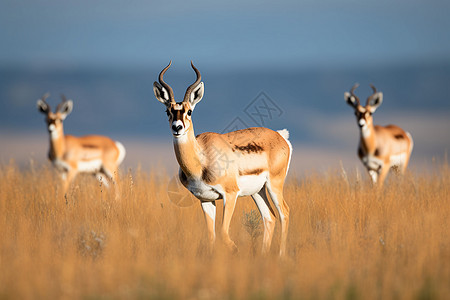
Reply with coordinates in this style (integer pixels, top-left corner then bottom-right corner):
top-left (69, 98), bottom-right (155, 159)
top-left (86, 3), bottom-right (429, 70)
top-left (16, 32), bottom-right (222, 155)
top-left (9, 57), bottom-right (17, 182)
top-left (153, 61), bottom-right (292, 255)
top-left (344, 84), bottom-right (413, 186)
top-left (37, 94), bottom-right (126, 197)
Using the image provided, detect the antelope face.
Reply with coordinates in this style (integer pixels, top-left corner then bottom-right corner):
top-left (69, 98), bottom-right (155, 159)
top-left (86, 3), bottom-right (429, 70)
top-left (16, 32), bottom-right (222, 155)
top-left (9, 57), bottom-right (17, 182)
top-left (45, 112), bottom-right (64, 134)
top-left (166, 101), bottom-right (193, 137)
top-left (37, 94), bottom-right (73, 138)
top-left (154, 61), bottom-right (205, 139)
top-left (345, 83), bottom-right (383, 130)
top-left (354, 106), bottom-right (373, 129)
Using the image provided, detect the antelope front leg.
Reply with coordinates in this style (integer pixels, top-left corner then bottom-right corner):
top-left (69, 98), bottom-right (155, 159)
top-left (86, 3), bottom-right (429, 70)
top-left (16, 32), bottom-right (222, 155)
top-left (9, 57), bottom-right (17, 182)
top-left (368, 169), bottom-right (379, 185)
top-left (221, 192), bottom-right (238, 253)
top-left (377, 164), bottom-right (391, 187)
top-left (200, 201), bottom-right (216, 252)
top-left (61, 170), bottom-right (76, 198)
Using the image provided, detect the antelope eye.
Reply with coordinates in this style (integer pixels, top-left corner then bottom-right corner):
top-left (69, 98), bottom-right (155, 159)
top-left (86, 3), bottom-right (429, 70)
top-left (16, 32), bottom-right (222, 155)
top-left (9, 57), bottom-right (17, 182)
top-left (187, 110), bottom-right (192, 116)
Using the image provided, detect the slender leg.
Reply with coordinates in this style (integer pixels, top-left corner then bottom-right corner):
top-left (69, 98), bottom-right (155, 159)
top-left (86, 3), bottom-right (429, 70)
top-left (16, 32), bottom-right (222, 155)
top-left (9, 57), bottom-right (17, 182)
top-left (266, 179), bottom-right (289, 257)
top-left (368, 169), bottom-right (378, 184)
top-left (201, 201), bottom-right (216, 252)
top-left (108, 168), bottom-right (121, 199)
top-left (96, 173), bottom-right (110, 190)
top-left (113, 169), bottom-right (121, 200)
top-left (221, 192), bottom-right (238, 253)
top-left (377, 165), bottom-right (390, 187)
top-left (403, 136), bottom-right (414, 174)
top-left (401, 153), bottom-right (411, 175)
top-left (97, 166), bottom-right (112, 187)
top-left (251, 187), bottom-right (276, 255)
top-left (62, 170), bottom-right (76, 197)
top-left (99, 166), bottom-right (121, 199)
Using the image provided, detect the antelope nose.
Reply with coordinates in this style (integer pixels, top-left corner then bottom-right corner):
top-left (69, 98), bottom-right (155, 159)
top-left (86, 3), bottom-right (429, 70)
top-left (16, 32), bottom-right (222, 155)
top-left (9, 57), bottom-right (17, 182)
top-left (172, 124), bottom-right (182, 132)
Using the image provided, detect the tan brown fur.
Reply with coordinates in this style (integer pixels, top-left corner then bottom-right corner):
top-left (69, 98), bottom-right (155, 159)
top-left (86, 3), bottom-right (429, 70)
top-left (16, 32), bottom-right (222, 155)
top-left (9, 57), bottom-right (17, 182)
top-left (63, 135), bottom-right (121, 166)
top-left (37, 96), bottom-right (125, 198)
top-left (372, 125), bottom-right (412, 158)
top-left (154, 62), bottom-right (292, 255)
top-left (191, 127), bottom-right (290, 185)
top-left (345, 84), bottom-right (413, 186)
top-left (239, 168), bottom-right (264, 176)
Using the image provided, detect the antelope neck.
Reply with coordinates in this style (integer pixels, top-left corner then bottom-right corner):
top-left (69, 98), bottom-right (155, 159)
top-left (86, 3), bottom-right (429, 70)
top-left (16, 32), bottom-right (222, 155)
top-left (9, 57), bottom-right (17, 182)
top-left (49, 127), bottom-right (66, 160)
top-left (359, 122), bottom-right (376, 154)
top-left (173, 126), bottom-right (202, 178)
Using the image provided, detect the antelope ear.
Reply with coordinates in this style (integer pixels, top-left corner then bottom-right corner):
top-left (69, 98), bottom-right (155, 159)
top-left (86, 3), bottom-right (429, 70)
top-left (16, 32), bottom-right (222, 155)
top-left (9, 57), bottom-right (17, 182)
top-left (344, 92), bottom-right (358, 108)
top-left (189, 82), bottom-right (204, 109)
top-left (59, 100), bottom-right (73, 120)
top-left (367, 92), bottom-right (383, 113)
top-left (153, 82), bottom-right (171, 106)
top-left (37, 99), bottom-right (50, 114)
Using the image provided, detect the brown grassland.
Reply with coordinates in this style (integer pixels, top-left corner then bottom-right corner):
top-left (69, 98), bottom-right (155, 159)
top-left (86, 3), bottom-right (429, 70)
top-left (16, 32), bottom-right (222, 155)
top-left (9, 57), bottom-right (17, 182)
top-left (0, 160), bottom-right (449, 300)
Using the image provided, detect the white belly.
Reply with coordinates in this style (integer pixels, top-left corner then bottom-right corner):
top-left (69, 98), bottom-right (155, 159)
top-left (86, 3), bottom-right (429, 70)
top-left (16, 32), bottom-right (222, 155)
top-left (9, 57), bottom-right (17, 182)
top-left (185, 178), bottom-right (221, 201)
top-left (362, 155), bottom-right (384, 171)
top-left (181, 171), bottom-right (268, 201)
top-left (77, 159), bottom-right (103, 173)
top-left (237, 172), bottom-right (268, 196)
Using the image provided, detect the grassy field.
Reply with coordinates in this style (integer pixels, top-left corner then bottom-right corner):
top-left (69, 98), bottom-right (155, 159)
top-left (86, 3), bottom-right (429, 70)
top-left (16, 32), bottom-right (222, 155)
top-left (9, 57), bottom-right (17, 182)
top-left (0, 160), bottom-right (448, 299)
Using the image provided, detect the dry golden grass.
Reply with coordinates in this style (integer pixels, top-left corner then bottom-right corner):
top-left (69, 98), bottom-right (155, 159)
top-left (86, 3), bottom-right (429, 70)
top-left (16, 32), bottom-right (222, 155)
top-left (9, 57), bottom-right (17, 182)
top-left (0, 160), bottom-right (448, 299)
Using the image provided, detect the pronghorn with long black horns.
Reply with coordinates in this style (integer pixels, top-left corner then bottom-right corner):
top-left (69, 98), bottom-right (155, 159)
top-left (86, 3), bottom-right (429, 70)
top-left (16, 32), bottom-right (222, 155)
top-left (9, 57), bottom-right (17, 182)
top-left (153, 61), bottom-right (292, 255)
top-left (344, 84), bottom-right (413, 186)
top-left (37, 94), bottom-right (126, 197)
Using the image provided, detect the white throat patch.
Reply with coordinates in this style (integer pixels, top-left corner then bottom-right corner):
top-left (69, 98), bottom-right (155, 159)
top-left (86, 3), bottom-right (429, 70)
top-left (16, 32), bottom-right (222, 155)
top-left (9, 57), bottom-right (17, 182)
top-left (49, 125), bottom-right (59, 140)
top-left (361, 125), bottom-right (371, 137)
top-left (174, 132), bottom-right (189, 143)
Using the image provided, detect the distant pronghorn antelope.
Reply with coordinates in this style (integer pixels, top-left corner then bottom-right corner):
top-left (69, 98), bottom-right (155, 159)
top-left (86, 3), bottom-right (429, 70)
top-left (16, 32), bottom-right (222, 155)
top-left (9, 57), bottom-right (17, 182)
top-left (153, 61), bottom-right (292, 255)
top-left (37, 94), bottom-right (126, 197)
top-left (344, 84), bottom-right (413, 186)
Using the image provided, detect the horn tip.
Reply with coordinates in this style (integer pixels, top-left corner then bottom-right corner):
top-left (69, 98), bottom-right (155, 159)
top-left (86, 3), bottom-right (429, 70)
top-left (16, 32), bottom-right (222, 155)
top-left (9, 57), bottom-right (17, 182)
top-left (350, 83), bottom-right (360, 93)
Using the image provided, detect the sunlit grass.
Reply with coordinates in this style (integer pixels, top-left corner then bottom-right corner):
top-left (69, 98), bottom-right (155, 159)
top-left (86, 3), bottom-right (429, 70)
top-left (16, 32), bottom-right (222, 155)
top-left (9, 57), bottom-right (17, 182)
top-left (0, 160), bottom-right (448, 299)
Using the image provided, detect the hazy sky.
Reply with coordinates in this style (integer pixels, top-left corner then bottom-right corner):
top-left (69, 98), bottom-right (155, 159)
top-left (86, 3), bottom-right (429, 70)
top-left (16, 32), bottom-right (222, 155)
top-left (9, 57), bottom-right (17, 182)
top-left (1, 0), bottom-right (449, 70)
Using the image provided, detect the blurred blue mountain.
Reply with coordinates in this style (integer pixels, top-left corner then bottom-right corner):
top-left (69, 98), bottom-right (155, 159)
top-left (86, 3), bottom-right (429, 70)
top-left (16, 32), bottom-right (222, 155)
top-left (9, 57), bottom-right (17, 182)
top-left (1, 62), bottom-right (449, 144)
